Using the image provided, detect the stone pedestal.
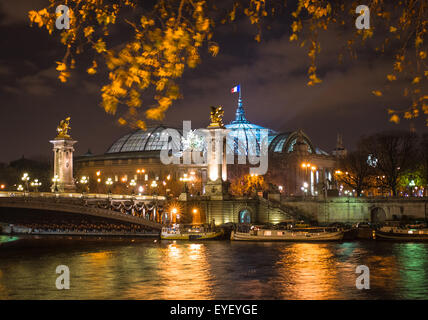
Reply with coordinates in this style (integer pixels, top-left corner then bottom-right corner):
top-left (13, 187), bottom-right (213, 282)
top-left (50, 138), bottom-right (77, 192)
top-left (205, 127), bottom-right (228, 200)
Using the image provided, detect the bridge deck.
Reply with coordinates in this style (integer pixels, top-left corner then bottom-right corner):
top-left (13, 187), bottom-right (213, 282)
top-left (0, 197), bottom-right (162, 230)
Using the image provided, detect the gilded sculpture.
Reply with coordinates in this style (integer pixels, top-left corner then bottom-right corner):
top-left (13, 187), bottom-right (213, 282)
top-left (56, 117), bottom-right (72, 139)
top-left (208, 106), bottom-right (224, 128)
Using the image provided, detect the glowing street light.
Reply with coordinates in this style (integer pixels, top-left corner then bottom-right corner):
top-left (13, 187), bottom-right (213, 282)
top-left (30, 179), bottom-right (42, 192)
top-left (17, 184), bottom-right (24, 191)
top-left (170, 207), bottom-right (179, 223)
top-left (21, 173), bottom-right (30, 192)
top-left (79, 176), bottom-right (89, 195)
top-left (52, 175), bottom-right (60, 193)
top-left (105, 177), bottom-right (113, 196)
top-left (129, 179), bottom-right (136, 196)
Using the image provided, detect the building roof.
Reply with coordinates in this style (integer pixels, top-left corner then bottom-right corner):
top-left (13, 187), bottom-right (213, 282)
top-left (225, 95), bottom-right (277, 155)
top-left (105, 125), bottom-right (181, 154)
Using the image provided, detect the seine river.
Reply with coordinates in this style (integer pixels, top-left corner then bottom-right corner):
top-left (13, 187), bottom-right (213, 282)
top-left (0, 235), bottom-right (427, 300)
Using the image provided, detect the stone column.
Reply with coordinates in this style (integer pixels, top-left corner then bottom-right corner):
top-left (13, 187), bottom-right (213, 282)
top-left (205, 127), bottom-right (228, 200)
top-left (50, 138), bottom-right (77, 192)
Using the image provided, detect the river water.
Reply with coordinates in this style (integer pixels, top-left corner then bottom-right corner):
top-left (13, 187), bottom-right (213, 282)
top-left (0, 235), bottom-right (427, 300)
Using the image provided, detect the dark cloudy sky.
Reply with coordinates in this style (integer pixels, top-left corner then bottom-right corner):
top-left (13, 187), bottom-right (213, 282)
top-left (0, 0), bottom-right (426, 163)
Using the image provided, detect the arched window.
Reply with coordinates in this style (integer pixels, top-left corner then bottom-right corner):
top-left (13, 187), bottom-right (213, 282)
top-left (239, 209), bottom-right (251, 223)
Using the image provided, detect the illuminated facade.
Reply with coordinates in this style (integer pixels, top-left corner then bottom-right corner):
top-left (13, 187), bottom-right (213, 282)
top-left (75, 99), bottom-right (342, 197)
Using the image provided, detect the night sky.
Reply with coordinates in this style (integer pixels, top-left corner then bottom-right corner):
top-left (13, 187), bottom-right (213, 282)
top-left (0, 0), bottom-right (426, 163)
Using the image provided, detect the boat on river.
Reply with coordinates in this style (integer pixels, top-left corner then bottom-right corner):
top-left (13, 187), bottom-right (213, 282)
top-left (375, 224), bottom-right (428, 241)
top-left (230, 226), bottom-right (344, 241)
top-left (161, 223), bottom-right (224, 240)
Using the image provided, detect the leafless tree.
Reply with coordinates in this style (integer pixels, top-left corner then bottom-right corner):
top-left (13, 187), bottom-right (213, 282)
top-left (360, 131), bottom-right (418, 196)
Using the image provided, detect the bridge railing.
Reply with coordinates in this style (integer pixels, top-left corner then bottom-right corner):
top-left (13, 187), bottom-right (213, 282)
top-left (0, 191), bottom-right (165, 201)
top-left (0, 192), bottom-right (166, 225)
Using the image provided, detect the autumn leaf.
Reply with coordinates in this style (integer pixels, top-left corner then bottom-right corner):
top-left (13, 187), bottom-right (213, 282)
top-left (56, 62), bottom-right (67, 72)
top-left (412, 77), bottom-right (421, 84)
top-left (386, 74), bottom-right (396, 81)
top-left (389, 114), bottom-right (400, 124)
top-left (87, 60), bottom-right (98, 75)
top-left (372, 90), bottom-right (383, 97)
top-left (94, 39), bottom-right (107, 53)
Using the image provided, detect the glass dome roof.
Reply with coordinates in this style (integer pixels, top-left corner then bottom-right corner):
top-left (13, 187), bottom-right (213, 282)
top-left (106, 125), bottom-right (181, 154)
top-left (225, 96), bottom-right (277, 155)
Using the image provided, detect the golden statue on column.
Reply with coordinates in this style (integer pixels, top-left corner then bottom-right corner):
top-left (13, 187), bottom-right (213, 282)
top-left (56, 117), bottom-right (72, 139)
top-left (208, 106), bottom-right (225, 128)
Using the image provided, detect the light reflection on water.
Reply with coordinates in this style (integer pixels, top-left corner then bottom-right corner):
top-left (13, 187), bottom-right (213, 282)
top-left (0, 237), bottom-right (428, 300)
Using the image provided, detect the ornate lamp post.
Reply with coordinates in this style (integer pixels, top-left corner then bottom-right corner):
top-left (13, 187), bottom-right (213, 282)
top-left (79, 176), bottom-right (89, 197)
top-left (130, 179), bottom-right (136, 197)
top-left (105, 178), bottom-right (113, 201)
top-left (21, 173), bottom-right (30, 193)
top-left (30, 179), bottom-right (42, 193)
top-left (136, 169), bottom-right (145, 183)
top-left (52, 175), bottom-right (60, 194)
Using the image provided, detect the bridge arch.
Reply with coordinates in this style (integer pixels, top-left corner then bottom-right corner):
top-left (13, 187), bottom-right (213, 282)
top-left (370, 207), bottom-right (387, 223)
top-left (237, 207), bottom-right (253, 224)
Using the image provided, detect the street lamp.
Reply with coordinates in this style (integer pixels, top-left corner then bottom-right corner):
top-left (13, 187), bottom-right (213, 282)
top-left (17, 184), bottom-right (24, 191)
top-left (105, 178), bottom-right (113, 200)
top-left (79, 176), bottom-right (89, 197)
top-left (409, 180), bottom-right (416, 197)
top-left (21, 173), bottom-right (30, 192)
top-left (136, 169), bottom-right (145, 183)
top-left (30, 179), bottom-right (42, 193)
top-left (171, 207), bottom-right (178, 224)
top-left (130, 179), bottom-right (136, 196)
top-left (179, 173), bottom-right (193, 193)
top-left (52, 175), bottom-right (60, 193)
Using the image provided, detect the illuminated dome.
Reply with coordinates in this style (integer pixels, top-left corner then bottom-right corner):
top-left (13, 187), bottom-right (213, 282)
top-left (269, 130), bottom-right (329, 155)
top-left (106, 125), bottom-right (181, 154)
top-left (225, 96), bottom-right (277, 155)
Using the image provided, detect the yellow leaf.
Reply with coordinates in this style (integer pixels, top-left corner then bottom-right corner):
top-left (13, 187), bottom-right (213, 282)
top-left (412, 77), bottom-right (421, 84)
top-left (118, 118), bottom-right (127, 126)
top-left (387, 74), bottom-right (396, 81)
top-left (404, 112), bottom-right (412, 119)
top-left (389, 114), bottom-right (400, 124)
top-left (84, 27), bottom-right (94, 37)
top-left (289, 34), bottom-right (298, 41)
top-left (94, 39), bottom-right (106, 53)
top-left (389, 26), bottom-right (397, 32)
top-left (372, 90), bottom-right (382, 97)
top-left (419, 51), bottom-right (427, 59)
top-left (87, 61), bottom-right (97, 75)
top-left (56, 62), bottom-right (67, 72)
top-left (208, 44), bottom-right (219, 56)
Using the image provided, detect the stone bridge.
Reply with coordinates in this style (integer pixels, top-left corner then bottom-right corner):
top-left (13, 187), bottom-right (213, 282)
top-left (0, 196), bottom-right (163, 230)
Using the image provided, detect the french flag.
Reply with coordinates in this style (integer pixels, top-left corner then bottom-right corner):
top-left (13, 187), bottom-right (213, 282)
top-left (231, 85), bottom-right (240, 93)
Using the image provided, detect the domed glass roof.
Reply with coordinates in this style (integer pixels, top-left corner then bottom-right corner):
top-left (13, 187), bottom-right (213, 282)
top-left (106, 125), bottom-right (181, 154)
top-left (269, 131), bottom-right (329, 155)
top-left (225, 97), bottom-right (277, 155)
